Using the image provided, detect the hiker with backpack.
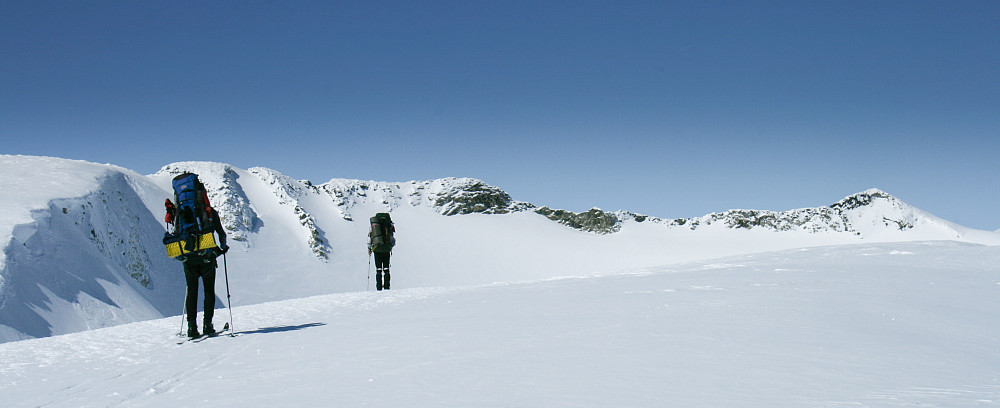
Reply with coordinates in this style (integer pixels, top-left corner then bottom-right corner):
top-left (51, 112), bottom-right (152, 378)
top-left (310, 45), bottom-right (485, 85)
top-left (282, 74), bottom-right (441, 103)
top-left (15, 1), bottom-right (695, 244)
top-left (367, 213), bottom-right (395, 291)
top-left (163, 172), bottom-right (229, 338)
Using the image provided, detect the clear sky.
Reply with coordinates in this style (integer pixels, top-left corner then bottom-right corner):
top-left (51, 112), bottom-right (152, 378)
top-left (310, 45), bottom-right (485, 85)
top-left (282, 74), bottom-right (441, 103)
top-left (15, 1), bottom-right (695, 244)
top-left (2, 1), bottom-right (998, 230)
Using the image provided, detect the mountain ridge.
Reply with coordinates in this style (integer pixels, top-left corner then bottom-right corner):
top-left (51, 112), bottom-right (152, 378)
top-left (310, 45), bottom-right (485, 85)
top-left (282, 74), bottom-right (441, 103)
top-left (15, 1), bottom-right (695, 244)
top-left (219, 168), bottom-right (958, 238)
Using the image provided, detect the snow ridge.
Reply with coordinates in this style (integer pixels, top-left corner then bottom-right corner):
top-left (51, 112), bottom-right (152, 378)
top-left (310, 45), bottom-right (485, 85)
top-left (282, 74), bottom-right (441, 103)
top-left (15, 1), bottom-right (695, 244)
top-left (664, 188), bottom-right (944, 236)
top-left (316, 180), bottom-right (949, 238)
top-left (319, 177), bottom-right (531, 219)
top-left (519, 188), bottom-right (957, 238)
top-left (1, 163), bottom-right (182, 342)
top-left (313, 178), bottom-right (955, 239)
top-left (148, 164), bottom-right (979, 242)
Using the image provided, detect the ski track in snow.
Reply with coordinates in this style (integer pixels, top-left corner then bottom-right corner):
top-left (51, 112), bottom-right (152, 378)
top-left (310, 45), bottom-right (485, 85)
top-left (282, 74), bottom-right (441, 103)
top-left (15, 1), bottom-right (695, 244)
top-left (2, 241), bottom-right (999, 407)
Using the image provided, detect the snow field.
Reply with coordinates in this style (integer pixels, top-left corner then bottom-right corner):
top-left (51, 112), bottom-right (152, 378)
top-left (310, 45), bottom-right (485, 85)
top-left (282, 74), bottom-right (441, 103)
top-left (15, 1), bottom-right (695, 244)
top-left (2, 241), bottom-right (998, 407)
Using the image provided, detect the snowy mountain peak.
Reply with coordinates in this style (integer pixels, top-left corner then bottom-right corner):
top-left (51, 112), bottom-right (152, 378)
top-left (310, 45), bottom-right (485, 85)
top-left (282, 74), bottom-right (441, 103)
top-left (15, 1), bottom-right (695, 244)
top-left (425, 177), bottom-right (527, 216)
top-left (649, 187), bottom-right (964, 241)
top-left (831, 188), bottom-right (897, 211)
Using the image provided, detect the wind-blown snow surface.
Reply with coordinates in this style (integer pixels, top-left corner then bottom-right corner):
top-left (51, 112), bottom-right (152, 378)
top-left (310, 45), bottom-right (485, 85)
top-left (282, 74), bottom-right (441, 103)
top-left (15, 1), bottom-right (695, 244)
top-left (1, 241), bottom-right (998, 407)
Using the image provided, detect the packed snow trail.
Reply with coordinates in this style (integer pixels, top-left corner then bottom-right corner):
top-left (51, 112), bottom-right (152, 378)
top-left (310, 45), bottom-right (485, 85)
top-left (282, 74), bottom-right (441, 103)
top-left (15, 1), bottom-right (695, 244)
top-left (1, 242), bottom-right (999, 407)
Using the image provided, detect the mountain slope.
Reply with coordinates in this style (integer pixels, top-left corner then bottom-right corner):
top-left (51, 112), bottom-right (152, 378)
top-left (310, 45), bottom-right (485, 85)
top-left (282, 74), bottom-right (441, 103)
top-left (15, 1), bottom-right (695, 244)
top-left (1, 155), bottom-right (998, 343)
top-left (0, 157), bottom-right (184, 341)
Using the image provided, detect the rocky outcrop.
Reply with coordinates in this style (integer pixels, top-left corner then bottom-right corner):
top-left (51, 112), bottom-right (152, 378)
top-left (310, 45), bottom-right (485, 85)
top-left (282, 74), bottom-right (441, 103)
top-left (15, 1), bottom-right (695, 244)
top-left (430, 178), bottom-right (531, 216)
top-left (534, 207), bottom-right (624, 234)
top-left (249, 167), bottom-right (330, 260)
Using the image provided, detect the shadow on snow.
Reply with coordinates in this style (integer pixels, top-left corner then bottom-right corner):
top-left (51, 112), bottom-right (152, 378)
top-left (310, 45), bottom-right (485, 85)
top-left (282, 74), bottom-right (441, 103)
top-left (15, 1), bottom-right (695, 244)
top-left (235, 322), bottom-right (327, 336)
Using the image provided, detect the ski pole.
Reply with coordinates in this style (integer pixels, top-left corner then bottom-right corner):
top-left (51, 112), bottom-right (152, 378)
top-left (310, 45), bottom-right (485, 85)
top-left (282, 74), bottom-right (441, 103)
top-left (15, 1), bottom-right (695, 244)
top-left (367, 252), bottom-right (372, 292)
top-left (179, 289), bottom-right (188, 336)
top-left (223, 252), bottom-right (234, 335)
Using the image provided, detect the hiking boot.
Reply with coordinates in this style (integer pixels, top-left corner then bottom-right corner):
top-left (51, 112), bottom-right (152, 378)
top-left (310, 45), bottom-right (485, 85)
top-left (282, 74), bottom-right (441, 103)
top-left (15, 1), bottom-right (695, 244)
top-left (187, 323), bottom-right (200, 338)
top-left (203, 321), bottom-right (216, 336)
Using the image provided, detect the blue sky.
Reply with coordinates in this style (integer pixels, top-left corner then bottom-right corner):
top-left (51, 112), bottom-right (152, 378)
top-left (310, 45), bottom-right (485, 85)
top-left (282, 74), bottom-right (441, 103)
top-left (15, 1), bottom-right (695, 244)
top-left (2, 1), bottom-right (998, 229)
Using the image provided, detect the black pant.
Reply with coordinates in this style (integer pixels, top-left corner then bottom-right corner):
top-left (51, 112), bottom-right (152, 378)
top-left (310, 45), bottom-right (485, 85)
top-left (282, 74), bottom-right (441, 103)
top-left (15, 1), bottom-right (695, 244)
top-left (184, 260), bottom-right (217, 324)
top-left (374, 252), bottom-right (390, 290)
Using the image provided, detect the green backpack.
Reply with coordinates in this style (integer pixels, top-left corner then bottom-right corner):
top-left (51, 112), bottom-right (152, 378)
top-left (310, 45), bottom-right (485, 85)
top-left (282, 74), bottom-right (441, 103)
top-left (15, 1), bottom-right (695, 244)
top-left (369, 213), bottom-right (395, 253)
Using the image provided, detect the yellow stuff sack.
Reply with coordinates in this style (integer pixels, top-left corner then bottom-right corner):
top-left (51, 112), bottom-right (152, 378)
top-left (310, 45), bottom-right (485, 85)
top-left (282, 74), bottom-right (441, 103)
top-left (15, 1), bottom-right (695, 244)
top-left (164, 232), bottom-right (218, 258)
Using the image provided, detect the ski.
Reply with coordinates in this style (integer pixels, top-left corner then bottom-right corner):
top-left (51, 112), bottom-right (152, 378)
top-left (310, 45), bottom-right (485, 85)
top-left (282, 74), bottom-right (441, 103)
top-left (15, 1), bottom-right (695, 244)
top-left (192, 323), bottom-right (232, 342)
top-left (176, 322), bottom-right (230, 344)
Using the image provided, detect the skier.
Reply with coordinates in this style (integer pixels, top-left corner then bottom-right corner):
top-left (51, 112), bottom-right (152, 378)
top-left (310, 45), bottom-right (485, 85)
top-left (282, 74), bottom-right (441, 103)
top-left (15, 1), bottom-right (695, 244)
top-left (164, 172), bottom-right (229, 338)
top-left (368, 213), bottom-right (395, 291)
top-left (181, 205), bottom-right (228, 337)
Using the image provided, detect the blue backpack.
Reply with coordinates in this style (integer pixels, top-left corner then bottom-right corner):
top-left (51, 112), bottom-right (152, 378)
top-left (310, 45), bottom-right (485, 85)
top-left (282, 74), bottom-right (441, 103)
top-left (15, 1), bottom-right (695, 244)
top-left (163, 173), bottom-right (218, 259)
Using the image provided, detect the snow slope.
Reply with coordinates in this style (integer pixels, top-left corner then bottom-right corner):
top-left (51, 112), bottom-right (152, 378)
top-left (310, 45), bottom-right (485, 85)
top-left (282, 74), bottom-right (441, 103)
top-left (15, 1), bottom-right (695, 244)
top-left (2, 155), bottom-right (999, 344)
top-left (0, 156), bottom-right (183, 342)
top-left (1, 241), bottom-right (998, 407)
